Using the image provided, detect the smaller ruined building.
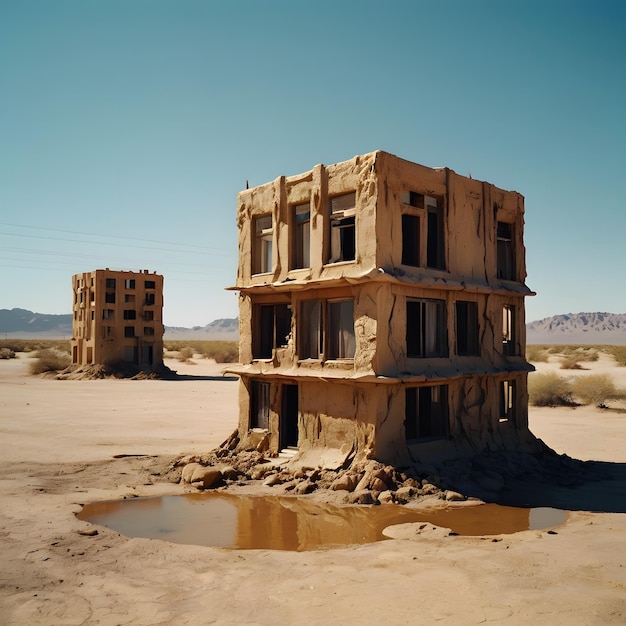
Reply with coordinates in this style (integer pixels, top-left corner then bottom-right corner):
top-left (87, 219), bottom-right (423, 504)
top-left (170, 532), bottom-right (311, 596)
top-left (227, 151), bottom-right (535, 466)
top-left (71, 269), bottom-right (164, 370)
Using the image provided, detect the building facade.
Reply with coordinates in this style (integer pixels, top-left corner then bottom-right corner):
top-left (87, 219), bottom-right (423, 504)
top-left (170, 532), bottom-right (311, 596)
top-left (71, 269), bottom-right (164, 369)
top-left (228, 151), bottom-right (535, 465)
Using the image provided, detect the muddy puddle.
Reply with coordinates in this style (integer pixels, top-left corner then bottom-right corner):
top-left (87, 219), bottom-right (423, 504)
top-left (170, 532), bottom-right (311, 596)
top-left (77, 493), bottom-right (567, 551)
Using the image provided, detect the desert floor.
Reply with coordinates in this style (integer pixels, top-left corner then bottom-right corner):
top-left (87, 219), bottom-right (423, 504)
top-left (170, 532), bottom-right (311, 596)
top-left (0, 353), bottom-right (625, 625)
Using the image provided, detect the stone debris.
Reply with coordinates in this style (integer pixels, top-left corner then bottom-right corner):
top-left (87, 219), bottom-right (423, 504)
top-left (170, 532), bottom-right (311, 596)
top-left (173, 429), bottom-right (612, 505)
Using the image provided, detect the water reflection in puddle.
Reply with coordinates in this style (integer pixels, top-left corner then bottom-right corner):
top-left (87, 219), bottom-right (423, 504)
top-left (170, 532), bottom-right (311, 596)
top-left (77, 493), bottom-right (566, 551)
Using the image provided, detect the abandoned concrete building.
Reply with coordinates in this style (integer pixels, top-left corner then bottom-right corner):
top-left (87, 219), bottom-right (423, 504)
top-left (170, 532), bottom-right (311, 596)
top-left (71, 269), bottom-right (164, 369)
top-left (227, 151), bottom-right (535, 465)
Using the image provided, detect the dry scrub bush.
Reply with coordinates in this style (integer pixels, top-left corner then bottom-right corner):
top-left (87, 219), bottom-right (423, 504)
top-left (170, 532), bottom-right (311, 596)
top-left (526, 345), bottom-right (549, 363)
top-left (571, 374), bottom-right (617, 408)
top-left (560, 357), bottom-right (586, 370)
top-left (29, 348), bottom-right (71, 374)
top-left (528, 372), bottom-right (573, 406)
top-left (0, 347), bottom-right (16, 359)
top-left (605, 346), bottom-right (626, 367)
top-left (165, 340), bottom-right (238, 363)
top-left (178, 347), bottom-right (194, 362)
top-left (0, 339), bottom-right (70, 353)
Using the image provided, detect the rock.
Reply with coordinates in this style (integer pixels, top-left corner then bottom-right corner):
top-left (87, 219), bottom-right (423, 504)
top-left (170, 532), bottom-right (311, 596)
top-left (421, 483), bottom-right (439, 495)
top-left (370, 477), bottom-right (388, 492)
top-left (294, 480), bottom-right (316, 494)
top-left (345, 490), bottom-right (375, 505)
top-left (444, 490), bottom-right (466, 502)
top-left (330, 473), bottom-right (357, 492)
top-left (190, 467), bottom-right (222, 489)
top-left (181, 463), bottom-right (202, 484)
top-left (217, 465), bottom-right (239, 481)
top-left (378, 490), bottom-right (394, 504)
top-left (394, 486), bottom-right (415, 503)
top-left (263, 473), bottom-right (282, 487)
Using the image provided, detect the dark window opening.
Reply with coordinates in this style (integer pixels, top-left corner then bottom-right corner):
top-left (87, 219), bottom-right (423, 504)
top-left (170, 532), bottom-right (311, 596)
top-left (502, 305), bottom-right (516, 356)
top-left (327, 300), bottom-right (355, 359)
top-left (329, 192), bottom-right (356, 263)
top-left (144, 310), bottom-right (154, 322)
top-left (125, 294), bottom-right (135, 303)
top-left (292, 203), bottom-right (310, 269)
top-left (456, 301), bottom-right (479, 356)
top-left (406, 299), bottom-right (447, 358)
top-left (250, 381), bottom-right (270, 430)
top-left (123, 309), bottom-right (136, 320)
top-left (300, 300), bottom-right (322, 359)
top-left (426, 202), bottom-right (445, 269)
top-left (254, 303), bottom-right (292, 359)
top-left (405, 385), bottom-right (449, 441)
top-left (124, 326), bottom-right (135, 338)
top-left (280, 384), bottom-right (299, 449)
top-left (499, 380), bottom-right (515, 422)
top-left (145, 293), bottom-right (155, 305)
top-left (497, 222), bottom-right (515, 280)
top-left (102, 309), bottom-right (114, 320)
top-left (144, 326), bottom-right (155, 336)
top-left (105, 278), bottom-right (116, 289)
top-left (401, 214), bottom-right (420, 266)
top-left (145, 280), bottom-right (156, 289)
top-left (105, 292), bottom-right (115, 304)
top-left (125, 279), bottom-right (135, 289)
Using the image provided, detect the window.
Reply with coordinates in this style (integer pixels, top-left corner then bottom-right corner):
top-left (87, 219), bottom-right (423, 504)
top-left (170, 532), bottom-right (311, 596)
top-left (144, 310), bottom-right (154, 322)
top-left (328, 192), bottom-right (356, 263)
top-left (105, 292), bottom-right (115, 304)
top-left (253, 214), bottom-right (273, 274)
top-left (145, 293), bottom-right (155, 305)
top-left (327, 300), bottom-right (356, 359)
top-left (405, 385), bottom-right (449, 440)
top-left (426, 200), bottom-right (445, 269)
top-left (144, 326), bottom-right (155, 336)
top-left (497, 221), bottom-right (515, 280)
top-left (125, 294), bottom-right (135, 304)
top-left (90, 290), bottom-right (94, 303)
top-left (502, 305), bottom-right (516, 356)
top-left (254, 303), bottom-right (292, 359)
top-left (123, 309), bottom-right (136, 320)
top-left (125, 279), bottom-right (135, 289)
top-left (91, 310), bottom-right (94, 321)
top-left (300, 300), bottom-right (322, 359)
top-left (102, 309), bottom-right (114, 320)
top-left (299, 299), bottom-right (355, 361)
top-left (456, 301), bottom-right (479, 356)
top-left (101, 326), bottom-right (115, 339)
top-left (105, 278), bottom-right (116, 289)
top-left (145, 280), bottom-right (156, 289)
top-left (406, 299), bottom-right (447, 358)
top-left (291, 203), bottom-right (310, 269)
top-left (401, 192), bottom-right (445, 269)
top-left (250, 381), bottom-right (270, 430)
top-left (499, 380), bottom-right (515, 422)
top-left (124, 326), bottom-right (135, 338)
top-left (401, 214), bottom-right (420, 266)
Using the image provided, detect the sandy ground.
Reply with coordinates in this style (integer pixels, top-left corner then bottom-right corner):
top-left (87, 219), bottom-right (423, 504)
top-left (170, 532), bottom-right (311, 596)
top-left (0, 354), bottom-right (625, 625)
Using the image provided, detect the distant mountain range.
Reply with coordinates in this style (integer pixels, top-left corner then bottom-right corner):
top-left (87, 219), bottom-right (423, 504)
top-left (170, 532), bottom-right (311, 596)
top-left (1, 308), bottom-right (625, 345)
top-left (0, 308), bottom-right (238, 341)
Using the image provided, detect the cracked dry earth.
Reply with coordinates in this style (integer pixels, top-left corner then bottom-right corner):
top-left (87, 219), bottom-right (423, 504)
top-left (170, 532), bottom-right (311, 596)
top-left (1, 355), bottom-right (625, 625)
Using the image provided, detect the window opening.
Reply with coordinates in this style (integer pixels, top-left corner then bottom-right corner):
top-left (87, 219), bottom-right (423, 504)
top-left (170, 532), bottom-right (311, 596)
top-left (253, 215), bottom-right (273, 274)
top-left (255, 303), bottom-right (292, 359)
top-left (329, 192), bottom-right (356, 263)
top-left (426, 199), bottom-right (445, 269)
top-left (102, 309), bottom-right (114, 320)
top-left (145, 280), bottom-right (156, 289)
top-left (123, 309), bottom-right (136, 320)
top-left (300, 300), bottom-right (322, 359)
top-left (145, 293), bottom-right (155, 305)
top-left (405, 385), bottom-right (449, 440)
top-left (105, 278), bottom-right (116, 289)
top-left (401, 214), bottom-right (420, 266)
top-left (327, 300), bottom-right (356, 359)
top-left (406, 299), bottom-right (447, 357)
top-left (499, 380), bottom-right (515, 422)
top-left (456, 301), bottom-right (479, 356)
top-left (502, 305), bottom-right (516, 356)
top-left (125, 279), bottom-right (135, 289)
top-left (125, 294), bottom-right (135, 303)
top-left (144, 310), bottom-right (154, 322)
top-left (280, 384), bottom-right (299, 449)
top-left (250, 381), bottom-right (270, 430)
top-left (292, 203), bottom-right (310, 269)
top-left (105, 292), bottom-right (115, 304)
top-left (497, 222), bottom-right (515, 280)
top-left (144, 326), bottom-right (155, 336)
top-left (124, 326), bottom-right (135, 338)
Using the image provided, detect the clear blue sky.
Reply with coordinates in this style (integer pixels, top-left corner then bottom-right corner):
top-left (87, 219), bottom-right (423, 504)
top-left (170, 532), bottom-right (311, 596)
top-left (1, 0), bottom-right (624, 327)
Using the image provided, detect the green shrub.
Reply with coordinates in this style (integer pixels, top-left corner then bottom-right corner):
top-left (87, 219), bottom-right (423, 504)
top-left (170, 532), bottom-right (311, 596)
top-left (528, 372), bottom-right (573, 406)
top-left (29, 348), bottom-right (71, 375)
top-left (571, 374), bottom-right (617, 408)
